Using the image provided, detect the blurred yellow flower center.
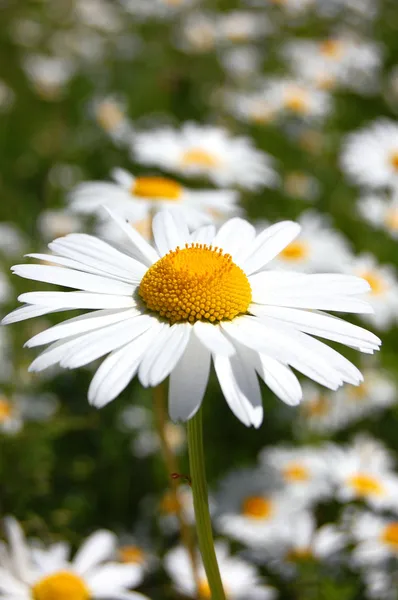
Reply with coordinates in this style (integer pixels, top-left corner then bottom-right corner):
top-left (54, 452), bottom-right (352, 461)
top-left (389, 151), bottom-right (398, 171)
top-left (198, 579), bottom-right (212, 598)
top-left (302, 395), bottom-right (330, 417)
top-left (0, 397), bottom-right (12, 422)
top-left (319, 39), bottom-right (344, 59)
top-left (131, 177), bottom-right (182, 200)
top-left (384, 208), bottom-right (398, 232)
top-left (139, 244), bottom-right (252, 324)
top-left (280, 240), bottom-right (309, 261)
top-left (96, 101), bottom-right (124, 132)
top-left (348, 382), bottom-right (369, 400)
top-left (119, 545), bottom-right (145, 564)
top-left (349, 473), bottom-right (385, 497)
top-left (160, 490), bottom-right (181, 514)
top-left (284, 90), bottom-right (310, 114)
top-left (242, 496), bottom-right (273, 519)
top-left (287, 547), bottom-right (313, 561)
top-left (381, 523), bottom-right (398, 549)
top-left (359, 270), bottom-right (387, 296)
top-left (180, 148), bottom-right (220, 168)
top-left (32, 572), bottom-right (89, 600)
top-left (283, 463), bottom-right (310, 482)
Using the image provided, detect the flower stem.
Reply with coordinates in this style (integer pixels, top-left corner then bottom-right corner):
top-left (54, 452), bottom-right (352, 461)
top-left (187, 408), bottom-right (226, 600)
top-left (152, 383), bottom-right (201, 592)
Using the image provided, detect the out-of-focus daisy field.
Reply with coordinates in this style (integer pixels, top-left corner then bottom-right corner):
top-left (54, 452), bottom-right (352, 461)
top-left (2, 0), bottom-right (398, 598)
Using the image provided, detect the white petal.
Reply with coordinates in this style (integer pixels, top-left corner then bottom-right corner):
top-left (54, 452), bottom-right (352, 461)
top-left (88, 322), bottom-right (164, 407)
top-left (12, 265), bottom-right (134, 295)
top-left (0, 568), bottom-right (28, 595)
top-left (212, 218), bottom-right (256, 262)
top-left (1, 304), bottom-right (63, 325)
top-left (29, 336), bottom-right (89, 372)
top-left (73, 531), bottom-right (116, 574)
top-left (257, 355), bottom-right (302, 406)
top-left (3, 518), bottom-right (31, 583)
top-left (241, 221), bottom-right (301, 275)
top-left (189, 225), bottom-right (216, 245)
top-left (250, 305), bottom-right (381, 352)
top-left (87, 563), bottom-right (142, 592)
top-left (152, 211), bottom-right (190, 256)
top-left (26, 309), bottom-right (140, 348)
top-left (214, 351), bottom-right (263, 428)
top-left (169, 332), bottom-right (211, 422)
top-left (19, 292), bottom-right (136, 310)
top-left (193, 321), bottom-right (235, 356)
top-left (103, 208), bottom-right (159, 265)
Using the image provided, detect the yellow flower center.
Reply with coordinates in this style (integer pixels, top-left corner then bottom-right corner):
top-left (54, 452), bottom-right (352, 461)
top-left (96, 101), bottom-right (124, 132)
top-left (284, 89), bottom-right (310, 114)
top-left (0, 397), bottom-right (12, 422)
top-left (280, 240), bottom-right (309, 261)
top-left (119, 545), bottom-right (146, 564)
top-left (139, 244), bottom-right (252, 324)
top-left (160, 490), bottom-right (181, 514)
top-left (287, 547), bottom-right (313, 561)
top-left (381, 523), bottom-right (398, 550)
top-left (384, 208), bottom-right (398, 232)
top-left (359, 270), bottom-right (387, 296)
top-left (180, 148), bottom-right (220, 168)
top-left (319, 39), bottom-right (344, 59)
top-left (349, 473), bottom-right (385, 497)
top-left (302, 395), bottom-right (330, 418)
top-left (283, 463), bottom-right (310, 482)
top-left (32, 572), bottom-right (90, 600)
top-left (198, 579), bottom-right (212, 598)
top-left (241, 496), bottom-right (273, 520)
top-left (131, 177), bottom-right (182, 200)
top-left (389, 151), bottom-right (398, 171)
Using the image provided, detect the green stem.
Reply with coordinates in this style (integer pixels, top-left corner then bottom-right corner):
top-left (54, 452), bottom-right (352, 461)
top-left (187, 408), bottom-right (226, 600)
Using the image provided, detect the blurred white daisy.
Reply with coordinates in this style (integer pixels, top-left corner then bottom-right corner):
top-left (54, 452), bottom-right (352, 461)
top-left (0, 223), bottom-right (26, 257)
top-left (262, 78), bottom-right (332, 122)
top-left (298, 382), bottom-right (345, 433)
top-left (158, 484), bottom-right (201, 534)
top-left (214, 468), bottom-right (301, 547)
top-left (91, 96), bottom-right (133, 144)
top-left (0, 270), bottom-right (12, 305)
top-left (345, 254), bottom-right (398, 329)
top-left (328, 435), bottom-right (398, 511)
top-left (259, 445), bottom-right (332, 503)
top-left (0, 391), bottom-right (58, 435)
top-left (0, 328), bottom-right (13, 383)
top-left (177, 12), bottom-right (218, 54)
top-left (69, 168), bottom-right (240, 231)
top-left (165, 541), bottom-right (277, 599)
top-left (266, 211), bottom-right (353, 272)
top-left (37, 210), bottom-right (85, 242)
top-left (283, 171), bottom-right (321, 202)
top-left (132, 123), bottom-right (278, 189)
top-left (351, 511), bottom-right (398, 566)
top-left (4, 211), bottom-right (380, 427)
top-left (341, 120), bottom-right (398, 189)
top-left (22, 54), bottom-right (76, 100)
top-left (250, 0), bottom-right (315, 16)
top-left (0, 517), bottom-right (148, 600)
top-left (218, 46), bottom-right (262, 82)
top-left (121, 0), bottom-right (197, 20)
top-left (217, 11), bottom-right (271, 45)
top-left (358, 191), bottom-right (398, 239)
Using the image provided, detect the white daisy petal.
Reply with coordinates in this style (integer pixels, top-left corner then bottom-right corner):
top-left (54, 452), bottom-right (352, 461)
top-left (241, 221), bottom-right (301, 275)
top-left (189, 224), bottom-right (217, 245)
top-left (193, 321), bottom-right (235, 356)
top-left (73, 530), bottom-right (116, 575)
top-left (0, 568), bottom-right (27, 595)
top-left (212, 218), bottom-right (256, 261)
top-left (87, 563), bottom-right (142, 592)
top-left (12, 265), bottom-right (135, 295)
top-left (1, 304), bottom-right (64, 325)
top-left (3, 518), bottom-right (31, 582)
top-left (138, 323), bottom-right (191, 387)
top-left (18, 292), bottom-right (136, 310)
top-left (257, 356), bottom-right (303, 406)
top-left (29, 336), bottom-right (92, 372)
top-left (169, 332), bottom-right (211, 422)
top-left (103, 207), bottom-right (159, 265)
top-left (152, 211), bottom-right (190, 256)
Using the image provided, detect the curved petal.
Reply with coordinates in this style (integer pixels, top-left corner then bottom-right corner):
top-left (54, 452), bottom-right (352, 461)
top-left (73, 531), bottom-right (116, 575)
top-left (103, 208), bottom-right (159, 265)
top-left (152, 211), bottom-right (189, 257)
top-left (193, 321), bottom-right (235, 357)
top-left (258, 355), bottom-right (302, 406)
top-left (240, 221), bottom-right (301, 275)
top-left (212, 218), bottom-right (256, 262)
top-left (87, 563), bottom-right (143, 592)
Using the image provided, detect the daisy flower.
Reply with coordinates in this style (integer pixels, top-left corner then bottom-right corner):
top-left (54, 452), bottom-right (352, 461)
top-left (259, 445), bottom-right (332, 503)
top-left (3, 211), bottom-right (380, 428)
top-left (357, 191), bottom-right (398, 239)
top-left (351, 511), bottom-right (398, 566)
top-left (0, 517), bottom-right (149, 600)
top-left (298, 382), bottom-right (345, 433)
top-left (261, 78), bottom-right (332, 122)
top-left (0, 391), bottom-right (58, 435)
top-left (219, 46), bottom-right (262, 82)
top-left (266, 211), bottom-right (353, 273)
top-left (121, 0), bottom-right (197, 21)
top-left (216, 11), bottom-right (271, 45)
top-left (132, 123), bottom-right (278, 189)
top-left (68, 168), bottom-right (240, 232)
top-left (165, 541), bottom-right (277, 600)
top-left (341, 120), bottom-right (398, 189)
top-left (328, 435), bottom-right (398, 511)
top-left (283, 171), bottom-right (321, 202)
top-left (91, 95), bottom-right (133, 144)
top-left (22, 54), bottom-right (76, 100)
top-left (177, 12), bottom-right (218, 54)
top-left (345, 254), bottom-right (398, 330)
top-left (214, 468), bottom-right (302, 547)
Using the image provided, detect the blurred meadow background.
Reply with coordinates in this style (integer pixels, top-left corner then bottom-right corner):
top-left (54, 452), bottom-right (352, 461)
top-left (2, 0), bottom-right (398, 598)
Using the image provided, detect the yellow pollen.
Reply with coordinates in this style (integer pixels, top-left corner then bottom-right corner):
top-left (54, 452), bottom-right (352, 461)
top-left (0, 397), bottom-right (12, 422)
top-left (119, 545), bottom-right (146, 564)
top-left (381, 523), bottom-right (398, 550)
top-left (139, 244), bottom-right (252, 325)
top-left (241, 496), bottom-right (273, 520)
top-left (96, 102), bottom-right (124, 132)
top-left (390, 151), bottom-right (398, 171)
top-left (180, 148), bottom-right (220, 168)
top-left (319, 39), bottom-right (344, 59)
top-left (384, 208), bottom-right (398, 232)
top-left (32, 572), bottom-right (89, 600)
top-left (131, 177), bottom-right (182, 200)
top-left (280, 240), bottom-right (309, 261)
top-left (283, 463), bottom-right (310, 482)
top-left (349, 473), bottom-right (385, 497)
top-left (284, 90), bottom-right (310, 114)
top-left (359, 270), bottom-right (387, 296)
